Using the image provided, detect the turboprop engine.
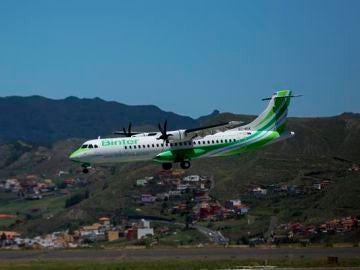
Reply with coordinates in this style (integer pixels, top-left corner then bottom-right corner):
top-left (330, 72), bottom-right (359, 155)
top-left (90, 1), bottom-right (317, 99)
top-left (166, 130), bottom-right (188, 142)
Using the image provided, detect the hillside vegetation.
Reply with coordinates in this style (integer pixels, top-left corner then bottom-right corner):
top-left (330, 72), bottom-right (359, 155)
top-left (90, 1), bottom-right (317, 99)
top-left (0, 112), bottom-right (359, 241)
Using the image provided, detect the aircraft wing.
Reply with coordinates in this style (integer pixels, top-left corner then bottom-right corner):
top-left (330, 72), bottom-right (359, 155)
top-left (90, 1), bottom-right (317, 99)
top-left (113, 131), bottom-right (141, 137)
top-left (184, 121), bottom-right (244, 137)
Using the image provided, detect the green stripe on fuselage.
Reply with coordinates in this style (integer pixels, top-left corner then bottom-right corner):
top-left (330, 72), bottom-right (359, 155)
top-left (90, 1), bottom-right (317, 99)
top-left (223, 131), bottom-right (280, 156)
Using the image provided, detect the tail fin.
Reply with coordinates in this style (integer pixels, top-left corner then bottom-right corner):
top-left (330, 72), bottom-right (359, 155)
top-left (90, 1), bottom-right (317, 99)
top-left (244, 90), bottom-right (293, 134)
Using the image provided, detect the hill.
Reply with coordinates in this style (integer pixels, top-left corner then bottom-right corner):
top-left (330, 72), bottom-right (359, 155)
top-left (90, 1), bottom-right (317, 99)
top-left (0, 96), bottom-right (198, 144)
top-left (0, 110), bottom-right (359, 243)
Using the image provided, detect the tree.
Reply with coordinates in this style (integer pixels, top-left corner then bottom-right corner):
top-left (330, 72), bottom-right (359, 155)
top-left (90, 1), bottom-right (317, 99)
top-left (185, 214), bottom-right (193, 230)
top-left (160, 201), bottom-right (168, 214)
top-left (0, 232), bottom-right (7, 246)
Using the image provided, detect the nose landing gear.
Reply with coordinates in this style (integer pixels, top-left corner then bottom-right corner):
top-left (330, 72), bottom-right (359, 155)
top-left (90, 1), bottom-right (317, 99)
top-left (162, 163), bottom-right (172, 170)
top-left (81, 163), bottom-right (91, 174)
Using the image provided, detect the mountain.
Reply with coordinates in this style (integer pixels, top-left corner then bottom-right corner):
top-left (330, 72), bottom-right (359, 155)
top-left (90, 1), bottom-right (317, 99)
top-left (0, 96), bottom-right (197, 145)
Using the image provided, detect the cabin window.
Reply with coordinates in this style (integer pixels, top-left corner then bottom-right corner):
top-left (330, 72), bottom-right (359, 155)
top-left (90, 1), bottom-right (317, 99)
top-left (125, 146), bottom-right (127, 150)
top-left (147, 144), bottom-right (150, 148)
top-left (193, 141), bottom-right (196, 145)
top-left (216, 140), bottom-right (219, 143)
top-left (220, 140), bottom-right (223, 143)
top-left (129, 146), bottom-right (132, 149)
top-left (207, 141), bottom-right (210, 144)
top-left (175, 143), bottom-right (178, 146)
top-left (152, 144), bottom-right (155, 147)
top-left (211, 140), bottom-right (214, 144)
top-left (179, 142), bottom-right (183, 146)
top-left (225, 139), bottom-right (228, 143)
top-left (156, 144), bottom-right (159, 147)
top-left (161, 143), bottom-right (164, 147)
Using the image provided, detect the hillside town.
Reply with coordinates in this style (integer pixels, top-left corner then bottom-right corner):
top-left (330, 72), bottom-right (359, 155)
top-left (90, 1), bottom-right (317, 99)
top-left (0, 162), bottom-right (359, 249)
top-left (0, 217), bottom-right (156, 249)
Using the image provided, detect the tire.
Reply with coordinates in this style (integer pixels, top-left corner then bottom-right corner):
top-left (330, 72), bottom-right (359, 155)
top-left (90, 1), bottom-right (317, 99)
top-left (180, 160), bottom-right (191, 169)
top-left (162, 163), bottom-right (172, 170)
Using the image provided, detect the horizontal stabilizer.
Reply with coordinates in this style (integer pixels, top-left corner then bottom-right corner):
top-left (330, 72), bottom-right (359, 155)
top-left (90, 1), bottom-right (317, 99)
top-left (262, 94), bottom-right (303, 101)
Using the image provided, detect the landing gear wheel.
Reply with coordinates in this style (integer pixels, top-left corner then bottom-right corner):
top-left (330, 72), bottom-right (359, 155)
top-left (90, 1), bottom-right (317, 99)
top-left (81, 163), bottom-right (90, 174)
top-left (162, 163), bottom-right (172, 170)
top-left (180, 160), bottom-right (191, 169)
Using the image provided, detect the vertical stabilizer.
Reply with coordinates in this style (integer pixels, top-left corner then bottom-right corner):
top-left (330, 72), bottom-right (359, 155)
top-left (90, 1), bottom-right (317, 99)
top-left (243, 90), bottom-right (292, 134)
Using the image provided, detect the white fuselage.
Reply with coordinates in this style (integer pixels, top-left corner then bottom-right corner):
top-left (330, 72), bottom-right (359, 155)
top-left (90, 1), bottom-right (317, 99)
top-left (70, 129), bottom-right (254, 164)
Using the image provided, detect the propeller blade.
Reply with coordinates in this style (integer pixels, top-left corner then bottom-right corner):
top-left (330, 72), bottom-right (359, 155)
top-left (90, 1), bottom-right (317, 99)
top-left (158, 123), bottom-right (163, 134)
top-left (164, 120), bottom-right (167, 133)
top-left (128, 123), bottom-right (132, 135)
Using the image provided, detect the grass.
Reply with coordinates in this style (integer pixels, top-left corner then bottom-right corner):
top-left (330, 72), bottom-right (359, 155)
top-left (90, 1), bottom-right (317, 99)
top-left (159, 229), bottom-right (208, 246)
top-left (0, 193), bottom-right (67, 215)
top-left (0, 192), bottom-right (71, 233)
top-left (1, 257), bottom-right (360, 270)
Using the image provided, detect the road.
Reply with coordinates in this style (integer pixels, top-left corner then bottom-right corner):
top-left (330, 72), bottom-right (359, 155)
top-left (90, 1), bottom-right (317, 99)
top-left (0, 247), bottom-right (359, 261)
top-left (149, 219), bottom-right (229, 244)
top-left (193, 224), bottom-right (229, 244)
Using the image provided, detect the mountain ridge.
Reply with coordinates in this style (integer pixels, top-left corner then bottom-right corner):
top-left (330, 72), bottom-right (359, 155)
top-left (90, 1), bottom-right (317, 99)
top-left (1, 95), bottom-right (359, 145)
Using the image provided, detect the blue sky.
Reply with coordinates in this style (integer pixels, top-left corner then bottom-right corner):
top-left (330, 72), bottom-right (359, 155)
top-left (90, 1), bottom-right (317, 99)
top-left (0, 0), bottom-right (359, 118)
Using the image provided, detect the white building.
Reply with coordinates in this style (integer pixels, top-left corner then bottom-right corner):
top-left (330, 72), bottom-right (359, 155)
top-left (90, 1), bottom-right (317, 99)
top-left (177, 184), bottom-right (190, 191)
top-left (139, 219), bottom-right (150, 228)
top-left (137, 228), bottom-right (154, 239)
top-left (183, 175), bottom-right (200, 183)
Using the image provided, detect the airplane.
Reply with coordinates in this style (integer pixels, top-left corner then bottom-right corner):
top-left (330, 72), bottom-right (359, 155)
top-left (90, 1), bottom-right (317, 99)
top-left (69, 90), bottom-right (300, 173)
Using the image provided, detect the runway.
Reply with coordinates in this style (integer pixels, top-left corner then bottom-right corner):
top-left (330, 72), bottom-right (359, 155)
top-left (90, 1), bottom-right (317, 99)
top-left (0, 247), bottom-right (359, 261)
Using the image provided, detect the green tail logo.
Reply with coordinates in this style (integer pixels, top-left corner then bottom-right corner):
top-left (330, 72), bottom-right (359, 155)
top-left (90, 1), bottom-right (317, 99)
top-left (245, 90), bottom-right (292, 134)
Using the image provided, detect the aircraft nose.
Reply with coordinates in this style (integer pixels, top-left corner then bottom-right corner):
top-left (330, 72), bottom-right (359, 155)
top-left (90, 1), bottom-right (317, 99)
top-left (69, 152), bottom-right (79, 161)
top-left (69, 149), bottom-right (83, 162)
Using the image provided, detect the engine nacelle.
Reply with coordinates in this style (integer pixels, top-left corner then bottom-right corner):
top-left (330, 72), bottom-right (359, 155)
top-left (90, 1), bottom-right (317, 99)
top-left (167, 130), bottom-right (189, 142)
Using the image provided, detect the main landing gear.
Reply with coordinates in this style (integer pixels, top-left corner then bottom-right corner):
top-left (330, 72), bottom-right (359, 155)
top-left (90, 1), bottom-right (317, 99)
top-left (161, 160), bottom-right (191, 170)
top-left (180, 160), bottom-right (191, 169)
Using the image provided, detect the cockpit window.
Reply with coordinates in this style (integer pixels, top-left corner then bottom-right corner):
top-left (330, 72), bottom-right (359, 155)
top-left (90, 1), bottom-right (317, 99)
top-left (81, 144), bottom-right (88, 149)
top-left (88, 144), bottom-right (93, 148)
top-left (94, 145), bottom-right (98, 148)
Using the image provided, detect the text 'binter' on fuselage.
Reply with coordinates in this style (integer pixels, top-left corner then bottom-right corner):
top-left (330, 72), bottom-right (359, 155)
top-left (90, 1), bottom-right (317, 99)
top-left (69, 90), bottom-right (300, 173)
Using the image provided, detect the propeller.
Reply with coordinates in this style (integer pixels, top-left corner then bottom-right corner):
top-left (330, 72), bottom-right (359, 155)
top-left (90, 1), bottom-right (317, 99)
top-left (114, 123), bottom-right (135, 137)
top-left (157, 120), bottom-right (172, 143)
top-left (123, 123), bottom-right (132, 137)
